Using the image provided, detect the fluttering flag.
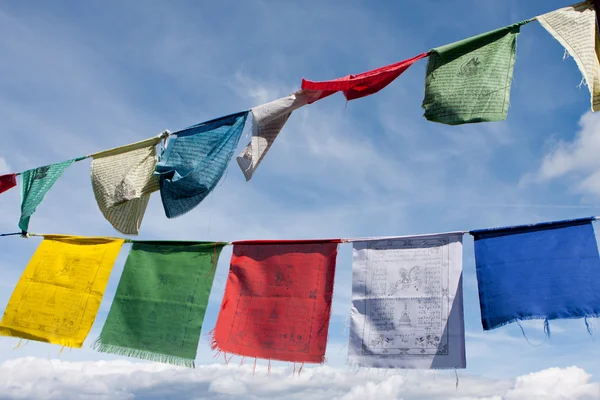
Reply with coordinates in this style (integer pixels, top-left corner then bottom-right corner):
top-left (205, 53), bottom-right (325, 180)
top-left (302, 53), bottom-right (429, 103)
top-left (0, 235), bottom-right (124, 347)
top-left (471, 217), bottom-right (600, 331)
top-left (19, 159), bottom-right (77, 232)
top-left (422, 21), bottom-right (529, 125)
top-left (0, 173), bottom-right (17, 195)
top-left (537, 1), bottom-right (600, 112)
top-left (155, 112), bottom-right (248, 219)
top-left (212, 240), bottom-right (339, 363)
top-left (348, 234), bottom-right (465, 369)
top-left (94, 241), bottom-right (225, 367)
top-left (236, 90), bottom-right (321, 181)
top-left (90, 135), bottom-right (164, 235)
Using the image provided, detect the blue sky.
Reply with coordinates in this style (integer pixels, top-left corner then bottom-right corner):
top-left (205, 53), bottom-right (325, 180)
top-left (2, 0), bottom-right (600, 398)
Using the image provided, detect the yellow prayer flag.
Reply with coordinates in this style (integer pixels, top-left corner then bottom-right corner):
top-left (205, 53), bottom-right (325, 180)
top-left (0, 235), bottom-right (124, 348)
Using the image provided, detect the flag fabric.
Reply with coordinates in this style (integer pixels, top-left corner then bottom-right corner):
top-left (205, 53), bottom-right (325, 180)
top-left (471, 217), bottom-right (600, 331)
top-left (302, 52), bottom-right (429, 103)
top-left (155, 112), bottom-right (248, 219)
top-left (212, 240), bottom-right (340, 363)
top-left (422, 22), bottom-right (529, 125)
top-left (0, 235), bottom-right (124, 348)
top-left (236, 90), bottom-right (321, 181)
top-left (348, 233), bottom-right (465, 369)
top-left (90, 135), bottom-right (163, 235)
top-left (19, 159), bottom-right (77, 232)
top-left (94, 241), bottom-right (225, 367)
top-left (0, 174), bottom-right (17, 195)
top-left (537, 1), bottom-right (600, 112)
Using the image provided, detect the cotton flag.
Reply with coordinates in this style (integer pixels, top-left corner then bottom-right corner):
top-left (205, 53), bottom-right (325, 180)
top-left (348, 233), bottom-right (465, 369)
top-left (302, 52), bottom-right (429, 103)
top-left (0, 173), bottom-right (17, 195)
top-left (94, 241), bottom-right (225, 367)
top-left (19, 159), bottom-right (77, 232)
top-left (212, 240), bottom-right (340, 363)
top-left (236, 90), bottom-right (321, 181)
top-left (422, 21), bottom-right (529, 125)
top-left (90, 135), bottom-right (163, 235)
top-left (0, 235), bottom-right (124, 348)
top-left (471, 217), bottom-right (600, 331)
top-left (155, 112), bottom-right (248, 219)
top-left (537, 1), bottom-right (600, 112)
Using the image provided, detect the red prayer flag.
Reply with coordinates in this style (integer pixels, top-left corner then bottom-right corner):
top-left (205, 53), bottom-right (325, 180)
top-left (212, 239), bottom-right (340, 363)
top-left (0, 174), bottom-right (16, 195)
top-left (301, 52), bottom-right (429, 102)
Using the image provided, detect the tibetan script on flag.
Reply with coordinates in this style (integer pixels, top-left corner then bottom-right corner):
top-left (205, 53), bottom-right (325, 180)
top-left (422, 22), bottom-right (529, 125)
top-left (348, 233), bottom-right (465, 369)
top-left (212, 240), bottom-right (339, 363)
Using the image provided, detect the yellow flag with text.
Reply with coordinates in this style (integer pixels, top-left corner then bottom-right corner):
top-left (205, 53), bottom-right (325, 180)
top-left (0, 235), bottom-right (124, 348)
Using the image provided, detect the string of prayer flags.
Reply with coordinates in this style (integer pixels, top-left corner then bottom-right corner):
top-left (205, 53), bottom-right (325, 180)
top-left (422, 22), bottom-right (528, 125)
top-left (155, 112), bottom-right (248, 219)
top-left (471, 217), bottom-right (600, 331)
top-left (537, 1), bottom-right (600, 112)
top-left (94, 241), bottom-right (225, 367)
top-left (0, 235), bottom-right (124, 348)
top-left (302, 52), bottom-right (429, 103)
top-left (90, 135), bottom-right (164, 235)
top-left (19, 159), bottom-right (78, 232)
top-left (348, 234), bottom-right (465, 369)
top-left (236, 90), bottom-right (321, 181)
top-left (0, 173), bottom-right (17, 195)
top-left (211, 239), bottom-right (340, 363)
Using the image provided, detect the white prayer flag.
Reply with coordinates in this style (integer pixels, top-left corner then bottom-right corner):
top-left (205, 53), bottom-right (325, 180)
top-left (236, 90), bottom-right (320, 181)
top-left (537, 1), bottom-right (600, 111)
top-left (348, 233), bottom-right (465, 369)
top-left (90, 135), bottom-right (163, 235)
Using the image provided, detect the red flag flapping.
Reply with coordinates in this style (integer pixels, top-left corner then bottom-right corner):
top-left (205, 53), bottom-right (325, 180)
top-left (212, 240), bottom-right (339, 363)
top-left (0, 174), bottom-right (16, 195)
top-left (301, 52), bottom-right (429, 102)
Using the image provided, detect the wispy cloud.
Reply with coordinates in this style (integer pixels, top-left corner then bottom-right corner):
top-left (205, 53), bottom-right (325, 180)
top-left (525, 112), bottom-right (600, 198)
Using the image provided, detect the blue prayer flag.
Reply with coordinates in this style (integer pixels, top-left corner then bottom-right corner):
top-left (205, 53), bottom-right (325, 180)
top-left (155, 112), bottom-right (248, 219)
top-left (471, 217), bottom-right (600, 330)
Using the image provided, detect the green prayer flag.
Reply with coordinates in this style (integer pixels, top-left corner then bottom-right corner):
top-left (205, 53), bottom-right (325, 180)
top-left (93, 241), bottom-right (225, 367)
top-left (422, 21), bottom-right (529, 125)
top-left (19, 159), bottom-right (77, 232)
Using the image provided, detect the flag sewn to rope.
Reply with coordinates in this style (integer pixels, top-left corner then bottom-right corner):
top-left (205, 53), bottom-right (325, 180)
top-left (302, 52), bottom-right (429, 102)
top-left (155, 112), bottom-right (248, 219)
top-left (94, 241), bottom-right (225, 367)
top-left (0, 235), bottom-right (124, 348)
top-left (348, 233), bottom-right (466, 369)
top-left (211, 239), bottom-right (340, 363)
top-left (471, 217), bottom-right (600, 331)
top-left (90, 135), bottom-right (164, 235)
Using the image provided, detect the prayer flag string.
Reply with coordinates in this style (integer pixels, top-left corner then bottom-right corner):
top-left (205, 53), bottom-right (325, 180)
top-left (0, 8), bottom-right (562, 182)
top-left (0, 216), bottom-right (598, 241)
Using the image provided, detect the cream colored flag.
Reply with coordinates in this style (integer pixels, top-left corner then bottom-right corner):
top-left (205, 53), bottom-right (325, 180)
top-left (537, 1), bottom-right (600, 111)
top-left (236, 90), bottom-right (321, 181)
top-left (90, 134), bottom-right (165, 235)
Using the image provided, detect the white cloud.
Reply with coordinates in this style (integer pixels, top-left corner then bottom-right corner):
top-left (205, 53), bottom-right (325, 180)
top-left (505, 366), bottom-right (600, 400)
top-left (1, 358), bottom-right (598, 400)
top-left (527, 112), bottom-right (600, 197)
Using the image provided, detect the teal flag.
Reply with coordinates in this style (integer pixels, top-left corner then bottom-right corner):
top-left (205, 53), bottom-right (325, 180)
top-left (93, 241), bottom-right (226, 367)
top-left (422, 21), bottom-right (530, 125)
top-left (19, 159), bottom-right (77, 232)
